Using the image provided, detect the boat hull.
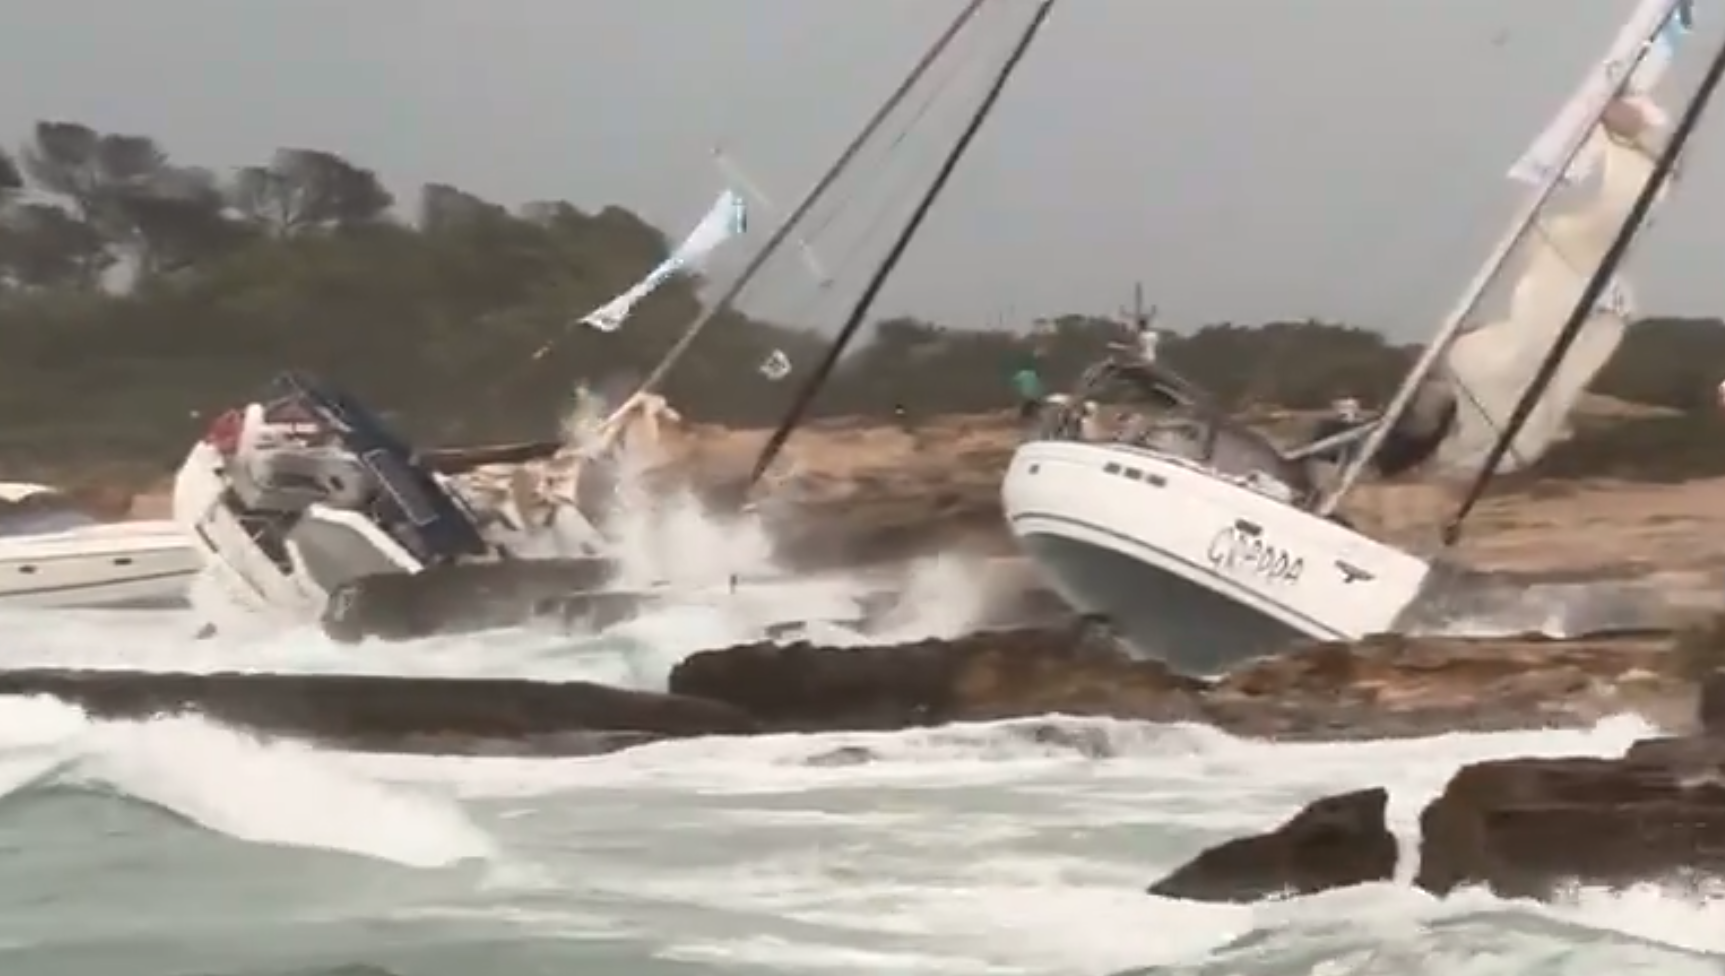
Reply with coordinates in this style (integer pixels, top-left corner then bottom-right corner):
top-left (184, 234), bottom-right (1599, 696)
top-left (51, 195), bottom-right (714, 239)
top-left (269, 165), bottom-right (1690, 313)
top-left (0, 541), bottom-right (198, 610)
top-left (173, 441), bottom-right (424, 625)
top-left (1001, 440), bottom-right (1432, 674)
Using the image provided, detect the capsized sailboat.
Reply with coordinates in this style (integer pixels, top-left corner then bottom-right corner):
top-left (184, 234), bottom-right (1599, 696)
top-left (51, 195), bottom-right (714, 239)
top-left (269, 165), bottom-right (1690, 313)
top-left (172, 371), bottom-right (732, 640)
top-left (172, 371), bottom-right (617, 634)
top-left (1001, 0), bottom-right (1722, 673)
top-left (174, 1), bottom-right (1010, 642)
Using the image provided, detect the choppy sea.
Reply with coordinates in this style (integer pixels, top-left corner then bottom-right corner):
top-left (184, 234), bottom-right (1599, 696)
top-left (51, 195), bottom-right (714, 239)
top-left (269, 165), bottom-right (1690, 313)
top-left (0, 500), bottom-right (1717, 976)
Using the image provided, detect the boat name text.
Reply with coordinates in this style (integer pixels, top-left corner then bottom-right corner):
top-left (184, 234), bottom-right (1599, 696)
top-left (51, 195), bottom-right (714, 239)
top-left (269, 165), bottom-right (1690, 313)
top-left (1205, 526), bottom-right (1304, 586)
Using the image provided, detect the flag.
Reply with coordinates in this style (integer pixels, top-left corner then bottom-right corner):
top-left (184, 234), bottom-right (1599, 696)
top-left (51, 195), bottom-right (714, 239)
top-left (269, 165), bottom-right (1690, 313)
top-left (580, 188), bottom-right (749, 332)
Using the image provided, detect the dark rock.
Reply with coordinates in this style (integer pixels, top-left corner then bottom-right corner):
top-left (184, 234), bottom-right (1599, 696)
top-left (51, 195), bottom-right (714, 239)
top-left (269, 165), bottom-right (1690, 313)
top-left (665, 628), bottom-right (1679, 741)
top-left (0, 669), bottom-right (757, 755)
top-left (805, 745), bottom-right (879, 767)
top-left (1415, 741), bottom-right (1725, 899)
top-left (668, 625), bottom-right (1204, 732)
top-left (949, 626), bottom-right (1206, 724)
top-left (669, 636), bottom-right (967, 730)
top-left (1012, 720), bottom-right (1122, 758)
top-left (1700, 670), bottom-right (1725, 733)
top-left (5, 623), bottom-right (1693, 762)
top-left (1147, 788), bottom-right (1397, 903)
top-left (321, 558), bottom-right (622, 643)
top-left (1203, 632), bottom-right (1671, 740)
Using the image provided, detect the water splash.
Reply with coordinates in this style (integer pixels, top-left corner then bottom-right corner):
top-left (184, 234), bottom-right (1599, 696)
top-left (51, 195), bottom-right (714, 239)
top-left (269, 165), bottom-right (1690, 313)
top-left (0, 695), bottom-right (491, 868)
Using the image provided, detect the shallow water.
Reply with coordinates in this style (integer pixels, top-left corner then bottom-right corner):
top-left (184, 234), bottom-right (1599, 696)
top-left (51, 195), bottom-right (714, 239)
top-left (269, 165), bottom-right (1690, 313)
top-left (0, 498), bottom-right (1718, 976)
top-left (0, 667), bottom-right (1717, 976)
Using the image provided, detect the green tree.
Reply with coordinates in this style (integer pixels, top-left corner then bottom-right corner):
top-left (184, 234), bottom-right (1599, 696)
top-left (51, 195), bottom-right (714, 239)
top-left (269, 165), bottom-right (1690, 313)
top-left (228, 148), bottom-right (393, 236)
top-left (0, 114), bottom-right (1721, 484)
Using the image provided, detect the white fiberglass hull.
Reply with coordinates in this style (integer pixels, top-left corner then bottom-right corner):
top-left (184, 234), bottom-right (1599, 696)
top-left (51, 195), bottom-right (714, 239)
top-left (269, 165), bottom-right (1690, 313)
top-left (0, 522), bottom-right (199, 610)
top-left (1001, 440), bottom-right (1432, 674)
top-left (172, 441), bottom-right (422, 625)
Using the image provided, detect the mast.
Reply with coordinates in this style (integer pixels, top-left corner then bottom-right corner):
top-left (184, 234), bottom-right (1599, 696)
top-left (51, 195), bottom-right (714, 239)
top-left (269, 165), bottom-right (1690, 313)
top-left (1441, 22), bottom-right (1725, 544)
top-left (1316, 1), bottom-right (1688, 517)
top-left (621, 0), bottom-right (994, 408)
top-left (1121, 281), bottom-right (1154, 331)
top-left (743, 0), bottom-right (1059, 490)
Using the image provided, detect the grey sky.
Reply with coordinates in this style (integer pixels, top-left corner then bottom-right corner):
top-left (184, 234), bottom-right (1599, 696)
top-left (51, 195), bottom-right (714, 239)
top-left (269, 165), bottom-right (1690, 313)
top-left (2, 0), bottom-right (1722, 340)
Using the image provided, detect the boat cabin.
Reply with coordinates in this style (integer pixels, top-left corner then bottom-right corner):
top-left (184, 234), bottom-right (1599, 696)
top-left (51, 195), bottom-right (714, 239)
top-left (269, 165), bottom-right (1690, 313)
top-left (208, 371), bottom-right (492, 571)
top-left (1028, 356), bottom-right (1347, 507)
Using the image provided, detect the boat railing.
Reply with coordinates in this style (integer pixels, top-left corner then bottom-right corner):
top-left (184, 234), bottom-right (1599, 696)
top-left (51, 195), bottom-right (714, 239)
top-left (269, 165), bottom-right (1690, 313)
top-left (1023, 356), bottom-right (1329, 505)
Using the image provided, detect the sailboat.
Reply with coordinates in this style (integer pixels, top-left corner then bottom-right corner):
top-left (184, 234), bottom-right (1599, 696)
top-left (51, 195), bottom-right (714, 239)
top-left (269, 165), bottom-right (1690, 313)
top-left (171, 1), bottom-right (1014, 641)
top-left (1000, 0), bottom-right (1722, 673)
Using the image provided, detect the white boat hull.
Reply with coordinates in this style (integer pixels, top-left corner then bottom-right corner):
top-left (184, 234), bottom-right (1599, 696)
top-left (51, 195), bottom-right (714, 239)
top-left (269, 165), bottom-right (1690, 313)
top-left (1001, 440), bottom-right (1432, 673)
top-left (173, 441), bottom-right (422, 626)
top-left (0, 527), bottom-right (199, 610)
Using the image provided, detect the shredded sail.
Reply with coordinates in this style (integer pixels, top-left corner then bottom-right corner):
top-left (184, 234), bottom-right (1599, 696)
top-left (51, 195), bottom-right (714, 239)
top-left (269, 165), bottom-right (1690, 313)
top-left (1410, 0), bottom-right (1694, 478)
top-left (580, 189), bottom-right (748, 332)
top-left (1510, 0), bottom-right (1693, 186)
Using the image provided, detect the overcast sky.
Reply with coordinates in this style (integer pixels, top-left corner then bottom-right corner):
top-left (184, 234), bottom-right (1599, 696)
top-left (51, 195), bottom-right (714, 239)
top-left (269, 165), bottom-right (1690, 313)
top-left (3, 0), bottom-right (1723, 339)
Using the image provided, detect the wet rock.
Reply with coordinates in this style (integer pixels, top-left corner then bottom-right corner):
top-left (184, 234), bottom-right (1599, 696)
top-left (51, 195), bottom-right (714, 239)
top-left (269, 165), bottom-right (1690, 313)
top-left (0, 669), bottom-right (757, 755)
top-left (1414, 741), bottom-right (1725, 899)
top-left (668, 624), bottom-right (1205, 732)
top-left (12, 622), bottom-right (1696, 761)
top-left (1011, 720), bottom-right (1123, 758)
top-left (1701, 668), bottom-right (1725, 732)
top-left (669, 636), bottom-right (965, 730)
top-left (1202, 632), bottom-right (1673, 740)
top-left (1413, 670), bottom-right (1725, 900)
top-left (667, 628), bottom-right (1681, 741)
top-left (804, 745), bottom-right (879, 767)
top-left (1668, 611), bottom-right (1725, 682)
top-left (321, 558), bottom-right (623, 643)
top-left (1148, 788), bottom-right (1397, 903)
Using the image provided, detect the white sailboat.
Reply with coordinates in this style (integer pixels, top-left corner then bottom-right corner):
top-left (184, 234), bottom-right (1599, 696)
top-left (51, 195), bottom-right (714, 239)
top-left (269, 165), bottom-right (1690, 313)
top-left (1001, 0), bottom-right (1715, 673)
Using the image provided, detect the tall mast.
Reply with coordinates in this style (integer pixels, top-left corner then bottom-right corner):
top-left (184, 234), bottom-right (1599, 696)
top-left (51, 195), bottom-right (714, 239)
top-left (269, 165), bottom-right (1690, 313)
top-left (1316, 0), bottom-right (1687, 517)
top-left (1442, 19), bottom-right (1725, 544)
top-left (743, 0), bottom-right (1059, 489)
top-left (621, 0), bottom-right (994, 408)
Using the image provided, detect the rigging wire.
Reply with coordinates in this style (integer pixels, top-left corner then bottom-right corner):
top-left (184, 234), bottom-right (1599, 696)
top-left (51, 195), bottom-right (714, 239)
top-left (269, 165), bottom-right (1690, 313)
top-left (613, 0), bottom-right (996, 408)
top-left (796, 14), bottom-right (998, 249)
top-left (438, 0), bottom-right (999, 439)
top-left (767, 31), bottom-right (1006, 327)
top-left (1441, 21), bottom-right (1725, 545)
top-left (743, 0), bottom-right (1059, 492)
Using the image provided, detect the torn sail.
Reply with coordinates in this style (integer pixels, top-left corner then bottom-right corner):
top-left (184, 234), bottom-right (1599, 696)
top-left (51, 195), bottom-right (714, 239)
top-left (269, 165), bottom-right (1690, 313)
top-left (1395, 0), bottom-right (1694, 479)
top-left (580, 188), bottom-right (748, 332)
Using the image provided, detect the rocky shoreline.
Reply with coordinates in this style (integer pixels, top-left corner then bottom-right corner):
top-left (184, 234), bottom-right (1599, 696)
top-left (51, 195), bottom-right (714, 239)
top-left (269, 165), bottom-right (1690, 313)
top-left (4, 620), bottom-right (1705, 755)
top-left (1148, 671), bottom-right (1725, 902)
top-left (668, 624), bottom-right (1694, 740)
top-left (9, 615), bottom-right (1724, 899)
